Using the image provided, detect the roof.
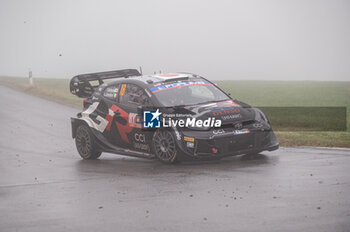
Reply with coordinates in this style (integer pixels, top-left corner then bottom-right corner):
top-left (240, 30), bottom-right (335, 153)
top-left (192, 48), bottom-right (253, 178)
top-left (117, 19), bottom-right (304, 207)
top-left (93, 72), bottom-right (206, 89)
top-left (125, 72), bottom-right (202, 85)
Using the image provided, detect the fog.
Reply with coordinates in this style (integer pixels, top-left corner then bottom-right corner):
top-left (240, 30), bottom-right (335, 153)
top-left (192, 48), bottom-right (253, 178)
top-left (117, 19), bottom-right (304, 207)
top-left (0, 0), bottom-right (349, 80)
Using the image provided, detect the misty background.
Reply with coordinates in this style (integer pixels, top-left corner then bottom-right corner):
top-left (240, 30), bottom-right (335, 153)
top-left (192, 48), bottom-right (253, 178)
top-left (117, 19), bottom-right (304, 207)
top-left (0, 0), bottom-right (349, 81)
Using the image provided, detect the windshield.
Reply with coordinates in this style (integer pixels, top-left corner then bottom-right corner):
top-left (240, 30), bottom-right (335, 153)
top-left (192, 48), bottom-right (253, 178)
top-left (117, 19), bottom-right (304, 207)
top-left (150, 80), bottom-right (230, 107)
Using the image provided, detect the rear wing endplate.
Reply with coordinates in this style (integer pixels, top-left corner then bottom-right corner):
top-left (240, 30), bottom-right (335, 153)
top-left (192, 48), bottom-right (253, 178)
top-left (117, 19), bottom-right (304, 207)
top-left (70, 69), bottom-right (141, 98)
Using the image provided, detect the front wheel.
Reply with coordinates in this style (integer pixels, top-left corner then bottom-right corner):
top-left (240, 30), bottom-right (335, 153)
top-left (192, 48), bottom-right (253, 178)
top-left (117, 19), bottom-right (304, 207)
top-left (75, 124), bottom-right (102, 160)
top-left (152, 130), bottom-right (179, 164)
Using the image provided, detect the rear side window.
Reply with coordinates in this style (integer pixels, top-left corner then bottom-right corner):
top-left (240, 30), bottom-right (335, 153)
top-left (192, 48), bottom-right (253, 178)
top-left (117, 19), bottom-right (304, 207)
top-left (119, 84), bottom-right (152, 106)
top-left (103, 85), bottom-right (119, 101)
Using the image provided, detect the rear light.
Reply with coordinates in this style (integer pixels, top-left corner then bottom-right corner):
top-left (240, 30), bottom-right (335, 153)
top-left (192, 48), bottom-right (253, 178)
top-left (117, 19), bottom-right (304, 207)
top-left (83, 99), bottom-right (90, 108)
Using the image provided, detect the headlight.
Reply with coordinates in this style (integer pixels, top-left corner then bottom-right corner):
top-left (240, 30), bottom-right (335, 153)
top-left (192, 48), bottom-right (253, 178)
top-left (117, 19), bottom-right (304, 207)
top-left (254, 108), bottom-right (269, 123)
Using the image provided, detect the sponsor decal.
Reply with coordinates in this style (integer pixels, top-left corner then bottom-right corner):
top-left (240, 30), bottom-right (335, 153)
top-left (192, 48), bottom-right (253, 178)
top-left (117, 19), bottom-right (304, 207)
top-left (222, 114), bottom-right (241, 120)
top-left (81, 103), bottom-right (133, 143)
top-left (106, 105), bottom-right (133, 143)
top-left (213, 129), bottom-right (225, 135)
top-left (233, 129), bottom-right (250, 135)
top-left (81, 102), bottom-right (109, 133)
top-left (150, 80), bottom-right (212, 93)
top-left (113, 88), bottom-right (118, 98)
top-left (184, 136), bottom-right (195, 142)
top-left (186, 142), bottom-right (194, 148)
top-left (133, 142), bottom-right (150, 151)
top-left (143, 109), bottom-right (161, 128)
top-left (134, 133), bottom-right (146, 143)
top-left (120, 84), bottom-right (127, 96)
top-left (103, 87), bottom-right (118, 99)
top-left (212, 108), bottom-right (240, 117)
top-left (129, 113), bottom-right (142, 128)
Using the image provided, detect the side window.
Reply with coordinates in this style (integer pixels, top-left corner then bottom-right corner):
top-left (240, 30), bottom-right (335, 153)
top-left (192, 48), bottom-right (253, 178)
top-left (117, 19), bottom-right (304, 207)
top-left (103, 85), bottom-right (120, 101)
top-left (119, 84), bottom-right (152, 106)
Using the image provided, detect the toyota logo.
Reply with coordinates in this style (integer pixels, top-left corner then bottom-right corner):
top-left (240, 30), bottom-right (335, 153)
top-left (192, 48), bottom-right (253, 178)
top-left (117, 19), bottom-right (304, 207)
top-left (253, 123), bottom-right (263, 129)
top-left (234, 122), bottom-right (243, 129)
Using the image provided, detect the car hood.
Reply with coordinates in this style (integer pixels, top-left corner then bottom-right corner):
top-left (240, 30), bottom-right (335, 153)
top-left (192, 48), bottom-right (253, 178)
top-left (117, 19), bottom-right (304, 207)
top-left (168, 99), bottom-right (256, 125)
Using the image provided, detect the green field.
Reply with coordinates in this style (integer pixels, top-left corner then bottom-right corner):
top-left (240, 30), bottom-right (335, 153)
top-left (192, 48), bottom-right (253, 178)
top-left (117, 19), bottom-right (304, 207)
top-left (1, 76), bottom-right (349, 148)
top-left (216, 80), bottom-right (350, 130)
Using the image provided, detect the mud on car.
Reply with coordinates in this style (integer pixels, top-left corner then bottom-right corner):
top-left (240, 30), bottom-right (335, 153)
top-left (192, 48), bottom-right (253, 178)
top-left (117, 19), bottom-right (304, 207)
top-left (70, 69), bottom-right (279, 163)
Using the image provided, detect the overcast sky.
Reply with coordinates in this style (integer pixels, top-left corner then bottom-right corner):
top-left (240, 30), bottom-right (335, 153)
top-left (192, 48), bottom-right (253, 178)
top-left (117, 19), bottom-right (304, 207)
top-left (0, 0), bottom-right (349, 80)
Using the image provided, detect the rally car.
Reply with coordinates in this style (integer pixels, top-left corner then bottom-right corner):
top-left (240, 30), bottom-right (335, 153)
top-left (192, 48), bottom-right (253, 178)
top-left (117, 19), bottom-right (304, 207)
top-left (70, 69), bottom-right (279, 163)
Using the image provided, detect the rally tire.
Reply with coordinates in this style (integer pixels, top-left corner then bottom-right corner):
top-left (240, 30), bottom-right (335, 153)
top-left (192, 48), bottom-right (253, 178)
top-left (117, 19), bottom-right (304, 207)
top-left (75, 124), bottom-right (102, 160)
top-left (152, 130), bottom-right (179, 164)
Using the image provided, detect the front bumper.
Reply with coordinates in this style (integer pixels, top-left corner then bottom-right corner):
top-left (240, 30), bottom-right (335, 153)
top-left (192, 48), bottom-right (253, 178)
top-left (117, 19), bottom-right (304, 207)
top-left (178, 129), bottom-right (279, 159)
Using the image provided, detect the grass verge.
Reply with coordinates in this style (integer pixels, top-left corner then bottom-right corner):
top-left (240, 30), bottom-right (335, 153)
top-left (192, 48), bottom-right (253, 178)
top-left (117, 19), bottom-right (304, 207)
top-left (276, 131), bottom-right (350, 148)
top-left (0, 76), bottom-right (81, 108)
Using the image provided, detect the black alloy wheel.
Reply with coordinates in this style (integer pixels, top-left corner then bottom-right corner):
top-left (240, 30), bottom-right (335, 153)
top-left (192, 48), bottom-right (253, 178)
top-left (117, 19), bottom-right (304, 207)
top-left (75, 125), bottom-right (101, 160)
top-left (153, 130), bottom-right (178, 163)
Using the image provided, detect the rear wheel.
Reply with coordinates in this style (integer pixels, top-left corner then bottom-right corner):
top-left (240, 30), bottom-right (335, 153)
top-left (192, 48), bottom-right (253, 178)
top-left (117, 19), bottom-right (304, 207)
top-left (152, 130), bottom-right (178, 164)
top-left (75, 124), bottom-right (101, 159)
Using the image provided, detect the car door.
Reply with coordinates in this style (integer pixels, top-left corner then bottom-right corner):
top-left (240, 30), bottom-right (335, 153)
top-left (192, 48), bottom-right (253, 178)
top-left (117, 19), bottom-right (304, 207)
top-left (100, 84), bottom-right (127, 146)
top-left (118, 83), bottom-right (153, 152)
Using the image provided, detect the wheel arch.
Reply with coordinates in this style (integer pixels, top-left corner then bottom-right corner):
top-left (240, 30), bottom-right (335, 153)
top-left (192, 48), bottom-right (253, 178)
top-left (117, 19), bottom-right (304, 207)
top-left (71, 117), bottom-right (91, 138)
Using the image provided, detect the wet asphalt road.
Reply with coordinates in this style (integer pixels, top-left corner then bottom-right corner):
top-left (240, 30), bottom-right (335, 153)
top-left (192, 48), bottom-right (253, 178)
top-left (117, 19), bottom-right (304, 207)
top-left (0, 85), bottom-right (350, 232)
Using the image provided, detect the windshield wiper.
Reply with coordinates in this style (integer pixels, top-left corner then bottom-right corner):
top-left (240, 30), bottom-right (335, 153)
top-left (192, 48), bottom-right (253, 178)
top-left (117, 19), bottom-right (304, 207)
top-left (196, 99), bottom-right (229, 105)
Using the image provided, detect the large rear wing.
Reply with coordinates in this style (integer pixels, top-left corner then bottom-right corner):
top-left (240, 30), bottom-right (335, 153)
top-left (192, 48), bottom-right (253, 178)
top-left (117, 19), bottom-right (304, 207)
top-left (70, 69), bottom-right (141, 98)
